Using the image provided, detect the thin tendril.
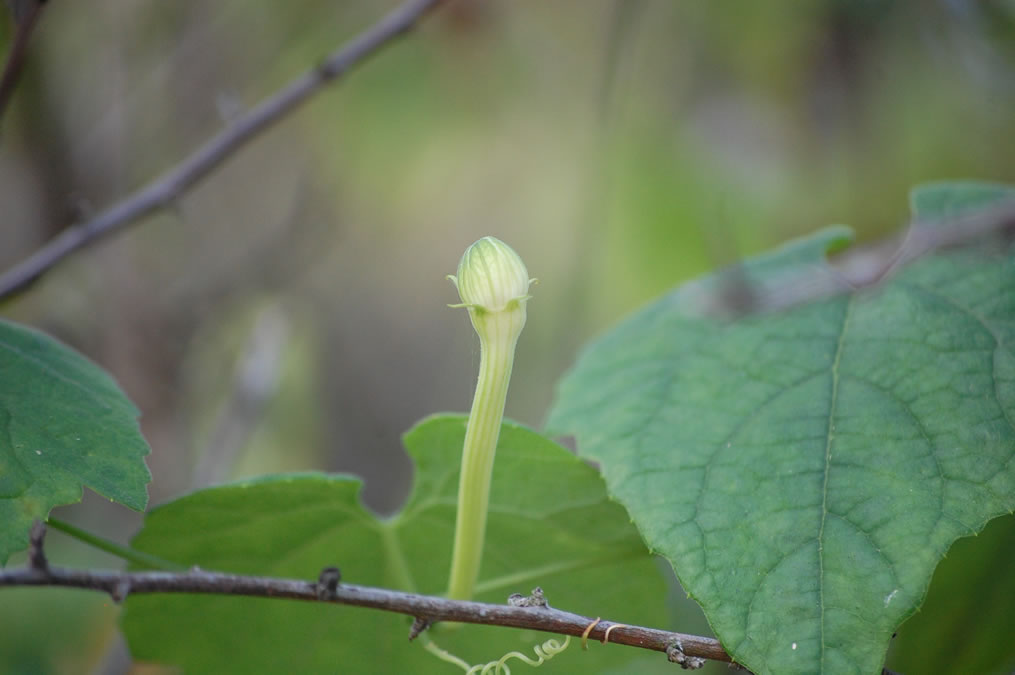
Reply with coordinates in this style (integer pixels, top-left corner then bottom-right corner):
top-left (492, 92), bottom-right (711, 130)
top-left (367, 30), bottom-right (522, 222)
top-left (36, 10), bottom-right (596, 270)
top-left (424, 639), bottom-right (474, 671)
top-left (581, 617), bottom-right (601, 650)
top-left (423, 636), bottom-right (571, 674)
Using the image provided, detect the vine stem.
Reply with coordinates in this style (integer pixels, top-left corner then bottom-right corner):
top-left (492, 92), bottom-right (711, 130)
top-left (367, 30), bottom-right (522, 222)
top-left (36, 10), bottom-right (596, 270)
top-left (0, 559), bottom-right (733, 664)
top-left (0, 0), bottom-right (446, 301)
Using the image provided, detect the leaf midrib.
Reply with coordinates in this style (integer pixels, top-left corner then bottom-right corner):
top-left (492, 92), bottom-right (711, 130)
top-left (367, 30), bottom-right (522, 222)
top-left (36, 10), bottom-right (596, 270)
top-left (816, 294), bottom-right (854, 667)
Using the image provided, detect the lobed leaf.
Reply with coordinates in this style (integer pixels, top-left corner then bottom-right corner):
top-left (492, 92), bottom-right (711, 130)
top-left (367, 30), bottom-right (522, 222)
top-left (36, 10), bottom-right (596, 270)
top-left (123, 416), bottom-right (673, 673)
top-left (0, 320), bottom-right (151, 564)
top-left (547, 182), bottom-right (1015, 674)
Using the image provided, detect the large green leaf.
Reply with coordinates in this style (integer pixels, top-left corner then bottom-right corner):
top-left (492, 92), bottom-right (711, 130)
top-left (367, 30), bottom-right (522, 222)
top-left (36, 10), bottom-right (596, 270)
top-left (123, 416), bottom-right (673, 673)
top-left (910, 180), bottom-right (1015, 221)
top-left (885, 513), bottom-right (1015, 674)
top-left (0, 319), bottom-right (151, 564)
top-left (547, 183), bottom-right (1015, 674)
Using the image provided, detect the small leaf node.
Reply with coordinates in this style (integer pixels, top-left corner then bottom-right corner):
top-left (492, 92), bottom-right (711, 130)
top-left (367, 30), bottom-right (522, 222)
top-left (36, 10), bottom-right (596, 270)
top-left (408, 616), bottom-right (432, 641)
top-left (506, 586), bottom-right (548, 608)
top-left (111, 579), bottom-right (131, 604)
top-left (28, 521), bottom-right (48, 572)
top-left (315, 566), bottom-right (341, 600)
top-left (666, 640), bottom-right (706, 670)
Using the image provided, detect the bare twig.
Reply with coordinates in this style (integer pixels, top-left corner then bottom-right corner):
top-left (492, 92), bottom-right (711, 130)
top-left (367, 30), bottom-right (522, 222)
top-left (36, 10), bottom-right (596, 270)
top-left (0, 0), bottom-right (47, 123)
top-left (0, 0), bottom-right (445, 301)
top-left (0, 563), bottom-right (733, 664)
top-left (839, 198), bottom-right (1015, 283)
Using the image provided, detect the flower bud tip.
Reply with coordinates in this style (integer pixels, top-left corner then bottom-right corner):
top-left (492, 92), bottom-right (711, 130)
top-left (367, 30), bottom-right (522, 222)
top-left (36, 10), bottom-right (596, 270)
top-left (450, 236), bottom-right (531, 313)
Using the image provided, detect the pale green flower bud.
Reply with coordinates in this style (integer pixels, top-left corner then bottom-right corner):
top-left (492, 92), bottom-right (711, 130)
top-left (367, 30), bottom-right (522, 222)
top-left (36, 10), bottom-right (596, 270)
top-left (445, 236), bottom-right (533, 602)
top-left (448, 236), bottom-right (532, 314)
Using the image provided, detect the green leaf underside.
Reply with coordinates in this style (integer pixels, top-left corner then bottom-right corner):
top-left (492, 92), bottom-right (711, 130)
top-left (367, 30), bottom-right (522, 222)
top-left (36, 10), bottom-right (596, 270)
top-left (546, 182), bottom-right (1015, 674)
top-left (123, 416), bottom-right (672, 673)
top-left (0, 320), bottom-right (151, 564)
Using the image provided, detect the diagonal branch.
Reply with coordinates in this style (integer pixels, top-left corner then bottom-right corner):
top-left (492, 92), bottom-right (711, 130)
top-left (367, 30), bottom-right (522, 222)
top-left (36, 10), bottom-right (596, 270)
top-left (687, 198), bottom-right (1015, 317)
top-left (0, 561), bottom-right (733, 666)
top-left (0, 0), bottom-right (47, 124)
top-left (0, 0), bottom-right (445, 301)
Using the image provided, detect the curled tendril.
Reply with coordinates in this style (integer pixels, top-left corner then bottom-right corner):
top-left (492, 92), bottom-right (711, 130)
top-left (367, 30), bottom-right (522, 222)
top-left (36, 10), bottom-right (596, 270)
top-left (424, 636), bottom-right (572, 675)
top-left (580, 617), bottom-right (601, 650)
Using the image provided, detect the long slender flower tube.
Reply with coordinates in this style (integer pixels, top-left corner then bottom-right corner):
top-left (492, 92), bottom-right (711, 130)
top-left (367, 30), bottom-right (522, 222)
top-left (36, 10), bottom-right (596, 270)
top-left (446, 237), bottom-right (533, 601)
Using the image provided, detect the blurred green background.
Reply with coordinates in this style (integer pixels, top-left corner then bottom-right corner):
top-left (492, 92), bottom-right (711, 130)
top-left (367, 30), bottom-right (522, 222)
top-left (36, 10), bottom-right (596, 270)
top-left (1, 0), bottom-right (1014, 673)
